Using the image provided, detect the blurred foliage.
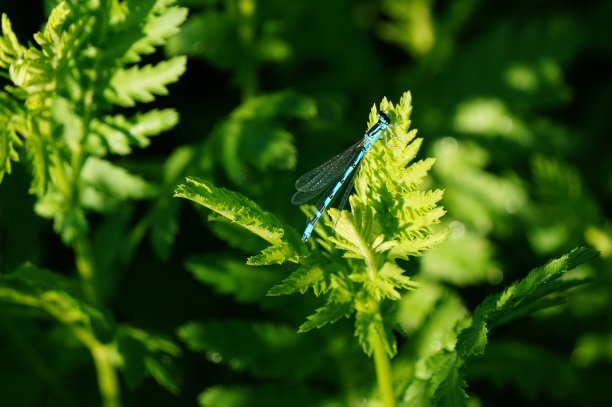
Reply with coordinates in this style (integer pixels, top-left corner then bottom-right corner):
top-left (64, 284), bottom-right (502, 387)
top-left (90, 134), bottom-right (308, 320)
top-left (1, 0), bottom-right (611, 406)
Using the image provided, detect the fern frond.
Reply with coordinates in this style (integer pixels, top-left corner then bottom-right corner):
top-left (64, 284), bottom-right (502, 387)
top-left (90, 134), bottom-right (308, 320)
top-left (215, 90), bottom-right (315, 190)
top-left (0, 262), bottom-right (112, 340)
top-left (230, 89), bottom-right (318, 120)
top-left (0, 13), bottom-right (25, 69)
top-left (0, 100), bottom-right (22, 181)
top-left (399, 249), bottom-right (596, 406)
top-left (0, 263), bottom-right (181, 395)
top-left (11, 2), bottom-right (88, 112)
top-left (281, 92), bottom-right (446, 356)
top-left (175, 176), bottom-right (307, 265)
top-left (0, 0), bottom-right (185, 239)
top-left (430, 351), bottom-right (469, 407)
top-left (105, 0), bottom-right (188, 63)
top-left (175, 177), bottom-right (283, 242)
top-left (90, 109), bottom-right (179, 155)
top-left (106, 56), bottom-right (187, 107)
top-left (24, 128), bottom-right (52, 196)
top-left (355, 307), bottom-right (397, 356)
top-left (298, 274), bottom-right (355, 332)
top-left (350, 262), bottom-right (418, 302)
top-left (457, 247), bottom-right (597, 358)
top-left (80, 157), bottom-right (158, 212)
top-left (268, 261), bottom-right (329, 297)
top-left (117, 325), bottom-right (182, 394)
top-left (351, 96), bottom-right (446, 256)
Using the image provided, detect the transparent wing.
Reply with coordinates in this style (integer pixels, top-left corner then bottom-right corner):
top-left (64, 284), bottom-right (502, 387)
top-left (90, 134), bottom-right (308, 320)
top-left (291, 140), bottom-right (363, 205)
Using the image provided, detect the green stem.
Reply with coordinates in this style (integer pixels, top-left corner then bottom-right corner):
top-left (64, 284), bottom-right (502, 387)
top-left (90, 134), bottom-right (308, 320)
top-left (91, 344), bottom-right (122, 407)
top-left (351, 224), bottom-right (393, 404)
top-left (45, 298), bottom-right (121, 407)
top-left (231, 0), bottom-right (257, 100)
top-left (70, 1), bottom-right (109, 304)
top-left (74, 235), bottom-right (98, 303)
top-left (373, 331), bottom-right (395, 407)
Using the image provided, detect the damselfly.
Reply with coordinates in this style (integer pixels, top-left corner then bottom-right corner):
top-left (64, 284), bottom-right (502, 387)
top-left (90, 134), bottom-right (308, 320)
top-left (292, 111), bottom-right (393, 242)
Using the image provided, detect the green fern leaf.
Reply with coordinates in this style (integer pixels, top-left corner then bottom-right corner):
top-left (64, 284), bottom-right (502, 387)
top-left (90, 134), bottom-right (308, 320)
top-left (1, 0), bottom-right (184, 202)
top-left (0, 1), bottom-right (186, 399)
top-left (106, 56), bottom-right (187, 107)
top-left (430, 351), bottom-right (469, 407)
top-left (347, 108), bottom-right (447, 258)
top-left (414, 248), bottom-right (598, 406)
top-left (457, 247), bottom-right (597, 358)
top-left (246, 242), bottom-right (304, 266)
top-left (298, 274), bottom-right (354, 332)
top-left (80, 157), bottom-right (157, 212)
top-left (386, 227), bottom-right (449, 261)
top-left (350, 262), bottom-right (418, 302)
top-left (217, 119), bottom-right (298, 188)
top-left (354, 307), bottom-right (397, 356)
top-left (0, 262), bottom-right (113, 340)
top-left (110, 0), bottom-right (188, 63)
top-left (0, 13), bottom-right (26, 68)
top-left (143, 2), bottom-right (188, 45)
top-left (1, 3), bottom-right (78, 193)
top-left (0, 113), bottom-right (22, 182)
top-left (0, 263), bottom-right (182, 394)
top-left (398, 292), bottom-right (470, 406)
top-left (175, 176), bottom-right (306, 264)
top-left (33, 0), bottom-right (70, 50)
top-left (118, 325), bottom-right (182, 394)
top-left (230, 89), bottom-right (317, 120)
top-left (24, 133), bottom-right (52, 196)
top-left (326, 207), bottom-right (376, 261)
top-left (268, 262), bottom-right (329, 297)
top-left (175, 176), bottom-right (282, 242)
top-left (214, 90), bottom-right (315, 190)
top-left (11, 2), bottom-right (87, 111)
top-left (90, 109), bottom-right (179, 155)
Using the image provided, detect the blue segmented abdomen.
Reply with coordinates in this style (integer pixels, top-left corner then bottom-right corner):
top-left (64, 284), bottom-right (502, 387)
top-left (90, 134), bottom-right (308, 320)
top-left (301, 146), bottom-right (367, 241)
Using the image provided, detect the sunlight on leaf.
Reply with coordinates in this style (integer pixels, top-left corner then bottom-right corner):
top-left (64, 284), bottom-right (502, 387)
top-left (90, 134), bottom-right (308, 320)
top-left (175, 176), bottom-right (307, 264)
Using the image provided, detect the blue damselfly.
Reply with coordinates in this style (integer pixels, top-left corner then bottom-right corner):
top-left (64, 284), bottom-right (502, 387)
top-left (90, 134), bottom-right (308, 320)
top-left (292, 111), bottom-right (393, 242)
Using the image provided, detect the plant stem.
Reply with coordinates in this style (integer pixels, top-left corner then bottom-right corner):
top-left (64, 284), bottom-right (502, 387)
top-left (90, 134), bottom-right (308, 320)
top-left (44, 298), bottom-right (122, 407)
top-left (232, 0), bottom-right (257, 100)
top-left (74, 235), bottom-right (96, 296)
top-left (373, 331), bottom-right (395, 407)
top-left (72, 4), bottom-right (119, 406)
top-left (74, 234), bottom-right (122, 407)
top-left (91, 344), bottom-right (122, 407)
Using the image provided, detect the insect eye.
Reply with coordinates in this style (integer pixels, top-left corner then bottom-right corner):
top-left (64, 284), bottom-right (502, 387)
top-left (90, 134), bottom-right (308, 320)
top-left (378, 111), bottom-right (391, 125)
